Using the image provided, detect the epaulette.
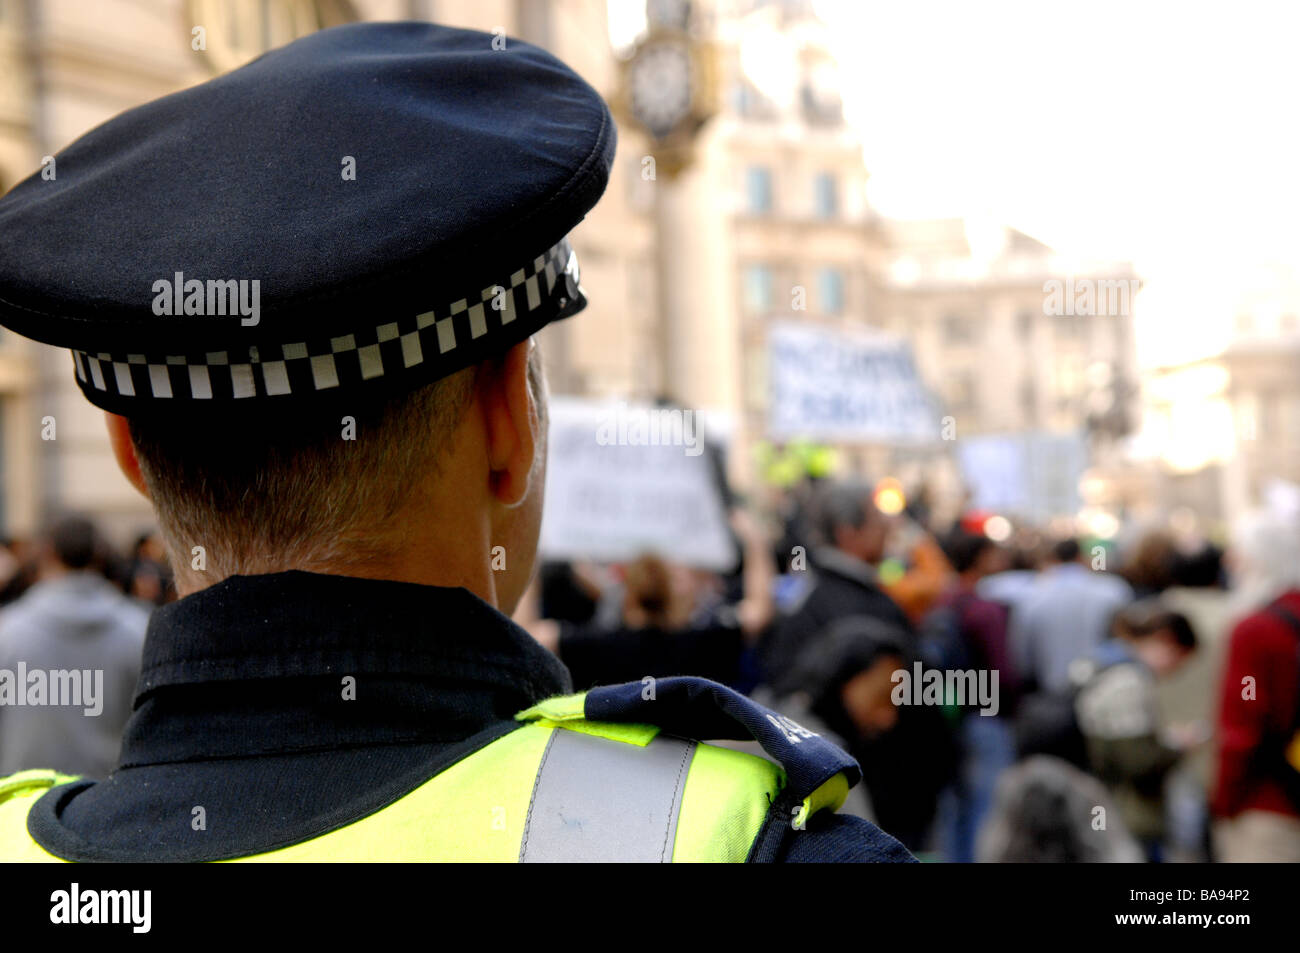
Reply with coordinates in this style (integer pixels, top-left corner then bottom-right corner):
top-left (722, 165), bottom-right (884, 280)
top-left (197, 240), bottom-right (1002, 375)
top-left (516, 675), bottom-right (859, 826)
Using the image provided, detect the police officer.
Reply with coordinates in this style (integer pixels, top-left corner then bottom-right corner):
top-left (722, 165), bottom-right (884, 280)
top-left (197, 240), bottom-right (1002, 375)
top-left (0, 21), bottom-right (911, 863)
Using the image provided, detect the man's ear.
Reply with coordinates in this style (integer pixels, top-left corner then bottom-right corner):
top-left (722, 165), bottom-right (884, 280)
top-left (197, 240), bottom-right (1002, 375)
top-left (477, 338), bottom-right (536, 506)
top-left (105, 412), bottom-right (150, 499)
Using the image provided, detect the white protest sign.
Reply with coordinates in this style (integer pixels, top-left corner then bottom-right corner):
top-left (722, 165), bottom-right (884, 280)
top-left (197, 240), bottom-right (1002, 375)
top-left (538, 398), bottom-right (738, 571)
top-left (767, 321), bottom-right (937, 442)
top-left (958, 431), bottom-right (1087, 522)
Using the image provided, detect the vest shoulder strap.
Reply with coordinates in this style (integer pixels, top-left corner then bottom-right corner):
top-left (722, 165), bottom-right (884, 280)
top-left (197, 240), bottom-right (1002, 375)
top-left (513, 717), bottom-right (785, 862)
top-left (516, 676), bottom-right (860, 841)
top-left (519, 727), bottom-right (694, 862)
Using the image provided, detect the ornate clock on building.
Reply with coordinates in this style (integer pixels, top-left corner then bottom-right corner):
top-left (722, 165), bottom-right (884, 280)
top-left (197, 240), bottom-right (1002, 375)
top-left (618, 1), bottom-right (719, 177)
top-left (627, 37), bottom-right (694, 140)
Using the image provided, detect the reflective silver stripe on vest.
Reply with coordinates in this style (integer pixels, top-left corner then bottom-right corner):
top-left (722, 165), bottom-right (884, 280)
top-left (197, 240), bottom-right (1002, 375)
top-left (519, 728), bottom-right (697, 863)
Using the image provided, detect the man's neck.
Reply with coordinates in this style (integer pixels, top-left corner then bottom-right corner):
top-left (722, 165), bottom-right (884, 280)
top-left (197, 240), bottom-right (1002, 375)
top-left (171, 539), bottom-right (502, 607)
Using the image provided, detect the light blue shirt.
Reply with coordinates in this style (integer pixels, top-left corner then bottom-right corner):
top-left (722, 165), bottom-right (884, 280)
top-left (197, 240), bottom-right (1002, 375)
top-left (1009, 563), bottom-right (1133, 693)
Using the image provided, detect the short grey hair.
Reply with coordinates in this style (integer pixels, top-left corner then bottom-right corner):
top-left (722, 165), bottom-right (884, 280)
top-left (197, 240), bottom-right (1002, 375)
top-left (129, 344), bottom-right (545, 588)
top-left (816, 479), bottom-right (881, 546)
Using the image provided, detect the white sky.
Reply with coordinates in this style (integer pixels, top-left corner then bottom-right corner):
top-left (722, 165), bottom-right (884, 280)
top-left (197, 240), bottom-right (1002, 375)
top-left (814, 0), bottom-right (1300, 367)
top-left (613, 1), bottom-right (1300, 368)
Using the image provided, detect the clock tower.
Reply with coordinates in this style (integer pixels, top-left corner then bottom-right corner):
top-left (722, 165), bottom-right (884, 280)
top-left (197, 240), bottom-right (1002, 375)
top-left (618, 1), bottom-right (732, 415)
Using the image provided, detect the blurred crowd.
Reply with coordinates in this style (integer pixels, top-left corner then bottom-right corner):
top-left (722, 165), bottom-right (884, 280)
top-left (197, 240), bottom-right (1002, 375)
top-left (5, 486), bottom-right (1300, 864)
top-left (522, 473), bottom-right (1300, 864)
top-left (0, 516), bottom-right (171, 778)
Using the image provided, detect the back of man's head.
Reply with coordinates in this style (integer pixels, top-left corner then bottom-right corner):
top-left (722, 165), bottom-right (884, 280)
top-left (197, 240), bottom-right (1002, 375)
top-left (1050, 537), bottom-right (1081, 564)
top-left (817, 480), bottom-right (880, 547)
top-left (1171, 543), bottom-right (1223, 588)
top-left (945, 528), bottom-right (996, 576)
top-left (1116, 599), bottom-right (1198, 651)
top-left (976, 755), bottom-right (1143, 862)
top-left (125, 345), bottom-right (545, 594)
top-left (47, 514), bottom-right (100, 572)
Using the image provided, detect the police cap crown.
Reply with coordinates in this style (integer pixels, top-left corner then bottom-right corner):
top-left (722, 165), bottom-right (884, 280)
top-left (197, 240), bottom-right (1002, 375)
top-left (0, 21), bottom-right (616, 415)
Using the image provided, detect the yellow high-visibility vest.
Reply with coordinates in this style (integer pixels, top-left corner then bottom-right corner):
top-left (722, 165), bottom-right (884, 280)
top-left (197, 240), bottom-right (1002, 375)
top-left (0, 692), bottom-right (849, 862)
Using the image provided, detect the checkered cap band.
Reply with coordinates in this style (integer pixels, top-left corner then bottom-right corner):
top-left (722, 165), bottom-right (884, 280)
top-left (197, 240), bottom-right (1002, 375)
top-left (72, 238), bottom-right (580, 407)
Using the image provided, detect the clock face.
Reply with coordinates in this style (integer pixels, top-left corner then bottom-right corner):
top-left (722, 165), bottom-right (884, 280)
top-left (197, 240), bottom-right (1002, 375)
top-left (628, 40), bottom-right (693, 139)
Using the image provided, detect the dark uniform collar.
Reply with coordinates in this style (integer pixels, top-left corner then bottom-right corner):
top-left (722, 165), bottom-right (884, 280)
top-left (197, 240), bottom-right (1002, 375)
top-left (120, 570), bottom-right (572, 768)
top-left (27, 571), bottom-right (573, 861)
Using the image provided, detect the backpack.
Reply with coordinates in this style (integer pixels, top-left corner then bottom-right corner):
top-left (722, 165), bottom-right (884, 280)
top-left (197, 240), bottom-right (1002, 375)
top-left (917, 593), bottom-right (976, 673)
top-left (916, 595), bottom-right (977, 723)
top-left (1013, 643), bottom-right (1130, 768)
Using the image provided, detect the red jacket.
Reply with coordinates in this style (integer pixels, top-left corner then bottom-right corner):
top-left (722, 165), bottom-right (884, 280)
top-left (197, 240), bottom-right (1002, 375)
top-left (1212, 589), bottom-right (1300, 819)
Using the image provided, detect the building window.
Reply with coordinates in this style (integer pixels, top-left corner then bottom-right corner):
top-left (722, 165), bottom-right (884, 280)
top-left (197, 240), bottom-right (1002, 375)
top-left (743, 264), bottom-right (774, 313)
top-left (818, 268), bottom-right (845, 314)
top-left (1016, 309), bottom-right (1034, 338)
top-left (942, 313), bottom-right (974, 346)
top-left (731, 82), bottom-right (751, 115)
top-left (813, 172), bottom-right (838, 219)
top-left (745, 166), bottom-right (773, 214)
top-left (731, 81), bottom-right (776, 120)
top-left (800, 76), bottom-right (844, 126)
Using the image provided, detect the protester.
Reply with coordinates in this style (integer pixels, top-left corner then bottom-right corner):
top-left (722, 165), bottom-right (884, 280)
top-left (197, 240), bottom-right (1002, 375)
top-left (548, 554), bottom-right (744, 689)
top-left (1009, 537), bottom-right (1134, 694)
top-left (1158, 543), bottom-right (1234, 858)
top-left (927, 527), bottom-right (1021, 863)
top-left (761, 479), bottom-right (956, 851)
top-left (1074, 601), bottom-right (1200, 861)
top-left (928, 527), bottom-right (1022, 708)
top-left (0, 514), bottom-right (149, 778)
top-left (527, 509), bottom-right (774, 692)
top-left (536, 561), bottom-right (601, 627)
top-left (1120, 529), bottom-right (1180, 599)
top-left (976, 755), bottom-right (1144, 863)
top-left (1211, 512), bottom-right (1300, 861)
top-left (124, 531), bottom-right (174, 606)
top-left (976, 531), bottom-right (1045, 611)
top-left (0, 537), bottom-right (38, 607)
top-left (880, 521), bottom-right (954, 625)
top-left (759, 480), bottom-right (911, 690)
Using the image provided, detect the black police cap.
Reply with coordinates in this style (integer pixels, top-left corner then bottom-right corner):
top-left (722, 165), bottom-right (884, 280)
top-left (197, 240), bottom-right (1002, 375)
top-left (0, 21), bottom-right (615, 416)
